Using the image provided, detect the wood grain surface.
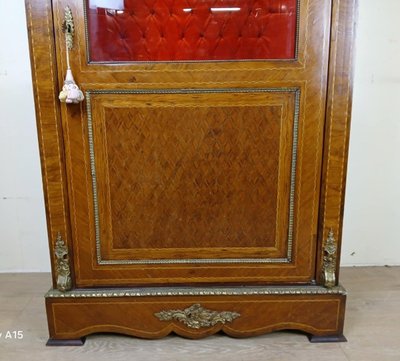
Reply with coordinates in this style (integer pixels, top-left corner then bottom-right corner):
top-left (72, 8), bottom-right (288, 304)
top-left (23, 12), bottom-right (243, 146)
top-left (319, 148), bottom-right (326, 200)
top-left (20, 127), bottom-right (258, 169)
top-left (47, 0), bottom-right (333, 287)
top-left (25, 0), bottom-right (357, 343)
top-left (46, 293), bottom-right (346, 341)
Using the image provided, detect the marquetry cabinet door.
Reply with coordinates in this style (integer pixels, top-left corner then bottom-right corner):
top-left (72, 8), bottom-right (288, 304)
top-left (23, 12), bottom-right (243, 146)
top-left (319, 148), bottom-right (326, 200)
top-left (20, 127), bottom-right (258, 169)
top-left (26, 0), bottom-right (357, 344)
top-left (28, 0), bottom-right (355, 289)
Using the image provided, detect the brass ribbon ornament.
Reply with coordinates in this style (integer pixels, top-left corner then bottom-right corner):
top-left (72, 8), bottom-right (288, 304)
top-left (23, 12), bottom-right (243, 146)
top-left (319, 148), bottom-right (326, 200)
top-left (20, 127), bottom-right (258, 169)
top-left (59, 6), bottom-right (84, 104)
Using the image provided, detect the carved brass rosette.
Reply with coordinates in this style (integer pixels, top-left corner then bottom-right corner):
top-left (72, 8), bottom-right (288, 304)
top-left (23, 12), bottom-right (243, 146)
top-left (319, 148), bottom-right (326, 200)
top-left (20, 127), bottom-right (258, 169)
top-left (54, 233), bottom-right (72, 292)
top-left (155, 304), bottom-right (240, 329)
top-left (322, 229), bottom-right (337, 289)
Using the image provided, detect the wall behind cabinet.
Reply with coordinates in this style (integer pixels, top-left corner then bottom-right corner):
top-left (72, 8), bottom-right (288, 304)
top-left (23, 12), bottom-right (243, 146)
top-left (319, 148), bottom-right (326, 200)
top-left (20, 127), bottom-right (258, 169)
top-left (341, 0), bottom-right (400, 266)
top-left (0, 1), bottom-right (49, 272)
top-left (0, 0), bottom-right (399, 271)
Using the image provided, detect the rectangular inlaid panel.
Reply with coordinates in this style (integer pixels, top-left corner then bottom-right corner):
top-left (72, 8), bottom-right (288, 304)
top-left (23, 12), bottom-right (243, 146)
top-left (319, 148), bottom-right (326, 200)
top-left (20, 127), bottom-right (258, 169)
top-left (86, 0), bottom-right (298, 62)
top-left (89, 89), bottom-right (297, 262)
top-left (106, 105), bottom-right (281, 249)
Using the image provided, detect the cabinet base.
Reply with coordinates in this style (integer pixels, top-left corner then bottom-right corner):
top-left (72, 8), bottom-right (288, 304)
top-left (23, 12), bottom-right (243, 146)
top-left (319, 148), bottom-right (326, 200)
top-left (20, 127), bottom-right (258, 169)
top-left (308, 334), bottom-right (347, 343)
top-left (45, 285), bottom-right (346, 343)
top-left (46, 337), bottom-right (86, 346)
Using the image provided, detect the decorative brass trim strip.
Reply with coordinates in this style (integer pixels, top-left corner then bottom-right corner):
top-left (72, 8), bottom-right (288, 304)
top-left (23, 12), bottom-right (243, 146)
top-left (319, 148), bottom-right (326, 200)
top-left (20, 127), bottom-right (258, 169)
top-left (295, 0), bottom-right (301, 60)
top-left (83, 0), bottom-right (90, 65)
top-left (54, 233), bottom-right (72, 292)
top-left (287, 88), bottom-right (300, 262)
top-left (155, 304), bottom-right (240, 329)
top-left (97, 258), bottom-right (291, 265)
top-left (45, 284), bottom-right (347, 298)
top-left (86, 88), bottom-right (300, 265)
top-left (322, 229), bottom-right (337, 288)
top-left (83, 0), bottom-right (301, 64)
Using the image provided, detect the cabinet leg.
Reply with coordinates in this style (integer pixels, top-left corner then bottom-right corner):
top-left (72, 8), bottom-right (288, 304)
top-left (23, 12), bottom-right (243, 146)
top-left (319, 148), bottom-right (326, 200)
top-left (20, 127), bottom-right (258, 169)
top-left (46, 337), bottom-right (86, 346)
top-left (308, 334), bottom-right (347, 343)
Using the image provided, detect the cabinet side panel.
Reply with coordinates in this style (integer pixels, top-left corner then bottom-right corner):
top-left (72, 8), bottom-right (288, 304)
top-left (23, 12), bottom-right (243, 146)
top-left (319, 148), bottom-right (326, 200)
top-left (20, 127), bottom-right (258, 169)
top-left (25, 0), bottom-right (72, 287)
top-left (317, 0), bottom-right (358, 284)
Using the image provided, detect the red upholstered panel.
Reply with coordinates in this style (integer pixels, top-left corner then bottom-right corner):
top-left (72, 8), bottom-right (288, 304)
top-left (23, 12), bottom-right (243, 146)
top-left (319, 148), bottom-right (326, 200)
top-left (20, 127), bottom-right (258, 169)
top-left (87, 0), bottom-right (298, 62)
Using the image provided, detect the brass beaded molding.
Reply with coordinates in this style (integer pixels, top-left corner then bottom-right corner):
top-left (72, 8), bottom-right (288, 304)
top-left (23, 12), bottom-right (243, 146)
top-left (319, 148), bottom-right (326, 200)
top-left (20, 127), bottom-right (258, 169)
top-left (86, 87), bottom-right (301, 266)
top-left (45, 284), bottom-right (346, 298)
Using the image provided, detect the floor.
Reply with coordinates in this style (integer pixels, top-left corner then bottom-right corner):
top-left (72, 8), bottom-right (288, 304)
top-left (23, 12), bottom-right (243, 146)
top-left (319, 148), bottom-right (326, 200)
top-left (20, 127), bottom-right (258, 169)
top-left (0, 267), bottom-right (399, 361)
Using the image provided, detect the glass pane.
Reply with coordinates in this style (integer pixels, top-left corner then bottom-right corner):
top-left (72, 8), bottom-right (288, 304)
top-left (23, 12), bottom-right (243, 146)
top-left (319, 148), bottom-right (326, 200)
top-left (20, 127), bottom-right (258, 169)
top-left (87, 0), bottom-right (298, 62)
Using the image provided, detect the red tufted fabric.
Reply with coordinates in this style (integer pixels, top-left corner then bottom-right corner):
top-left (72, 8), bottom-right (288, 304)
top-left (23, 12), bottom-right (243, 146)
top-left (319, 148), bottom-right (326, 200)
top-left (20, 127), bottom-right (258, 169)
top-left (87, 0), bottom-right (297, 62)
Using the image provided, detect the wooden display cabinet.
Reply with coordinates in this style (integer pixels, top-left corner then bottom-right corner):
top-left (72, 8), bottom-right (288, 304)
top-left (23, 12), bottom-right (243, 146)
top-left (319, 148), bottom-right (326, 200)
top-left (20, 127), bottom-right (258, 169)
top-left (25, 0), bottom-right (357, 345)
